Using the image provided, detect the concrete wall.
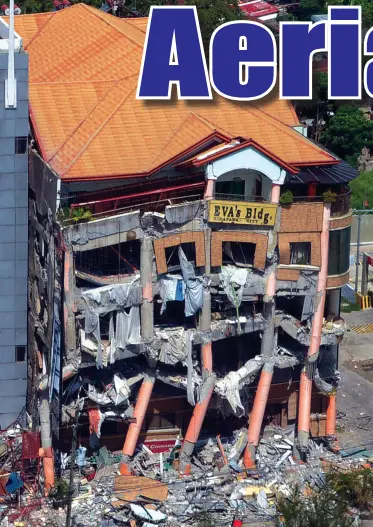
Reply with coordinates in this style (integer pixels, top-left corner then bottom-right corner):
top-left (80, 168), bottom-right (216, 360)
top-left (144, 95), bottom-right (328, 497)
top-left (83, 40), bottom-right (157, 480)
top-left (0, 51), bottom-right (29, 429)
top-left (351, 214), bottom-right (373, 244)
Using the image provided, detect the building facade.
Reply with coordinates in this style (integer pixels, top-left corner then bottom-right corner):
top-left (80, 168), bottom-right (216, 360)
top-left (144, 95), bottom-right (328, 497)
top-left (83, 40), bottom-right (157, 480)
top-left (7, 4), bottom-right (356, 489)
top-left (0, 17), bottom-right (28, 429)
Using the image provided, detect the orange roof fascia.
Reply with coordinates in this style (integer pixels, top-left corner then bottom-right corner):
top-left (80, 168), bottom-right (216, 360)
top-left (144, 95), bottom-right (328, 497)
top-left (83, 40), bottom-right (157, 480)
top-left (182, 139), bottom-right (300, 174)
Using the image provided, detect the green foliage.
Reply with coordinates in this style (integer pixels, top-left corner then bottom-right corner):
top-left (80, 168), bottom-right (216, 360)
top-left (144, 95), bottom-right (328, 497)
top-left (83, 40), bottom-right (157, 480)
top-left (321, 106), bottom-right (373, 167)
top-left (327, 468), bottom-right (373, 511)
top-left (291, 0), bottom-right (326, 21)
top-left (349, 171), bottom-right (373, 210)
top-left (51, 478), bottom-right (69, 500)
top-left (323, 190), bottom-right (337, 203)
top-left (70, 207), bottom-right (93, 223)
top-left (280, 190), bottom-right (294, 206)
top-left (276, 484), bottom-right (355, 527)
top-left (341, 300), bottom-right (361, 313)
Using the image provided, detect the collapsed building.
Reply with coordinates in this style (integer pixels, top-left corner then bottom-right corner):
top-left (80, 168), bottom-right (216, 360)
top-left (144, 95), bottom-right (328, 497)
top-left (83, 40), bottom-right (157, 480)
top-left (7, 4), bottom-right (356, 491)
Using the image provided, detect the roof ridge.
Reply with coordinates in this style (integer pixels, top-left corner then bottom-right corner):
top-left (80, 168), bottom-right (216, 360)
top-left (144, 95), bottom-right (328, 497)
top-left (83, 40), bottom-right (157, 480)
top-left (189, 110), bottom-right (234, 139)
top-left (55, 79), bottom-right (138, 176)
top-left (231, 100), bottom-right (335, 162)
top-left (149, 112), bottom-right (216, 169)
top-left (22, 11), bottom-right (56, 50)
top-left (81, 4), bottom-right (145, 48)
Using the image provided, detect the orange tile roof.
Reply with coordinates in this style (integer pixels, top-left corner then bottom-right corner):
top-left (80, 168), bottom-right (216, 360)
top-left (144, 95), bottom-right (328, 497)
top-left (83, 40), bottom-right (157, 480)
top-left (7, 5), bottom-right (338, 181)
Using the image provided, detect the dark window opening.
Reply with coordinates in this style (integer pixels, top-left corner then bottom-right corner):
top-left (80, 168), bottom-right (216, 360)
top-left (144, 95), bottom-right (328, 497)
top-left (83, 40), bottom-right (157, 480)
top-left (254, 175), bottom-right (262, 198)
top-left (165, 242), bottom-right (196, 271)
top-left (154, 296), bottom-right (194, 328)
top-left (211, 333), bottom-right (261, 375)
top-left (215, 178), bottom-right (245, 199)
top-left (144, 413), bottom-right (176, 431)
top-left (290, 242), bottom-right (311, 265)
top-left (15, 346), bottom-right (26, 362)
top-left (15, 136), bottom-right (28, 154)
top-left (222, 241), bottom-right (255, 267)
top-left (328, 227), bottom-right (351, 275)
top-left (276, 296), bottom-right (305, 321)
top-left (75, 240), bottom-right (141, 284)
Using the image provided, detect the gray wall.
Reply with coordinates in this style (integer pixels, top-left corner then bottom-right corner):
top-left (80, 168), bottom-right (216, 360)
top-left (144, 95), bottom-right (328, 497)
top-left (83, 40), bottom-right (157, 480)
top-left (351, 214), bottom-right (373, 244)
top-left (0, 51), bottom-right (28, 429)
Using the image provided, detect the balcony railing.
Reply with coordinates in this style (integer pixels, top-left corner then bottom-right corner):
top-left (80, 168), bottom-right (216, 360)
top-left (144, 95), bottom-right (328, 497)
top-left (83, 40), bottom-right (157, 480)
top-left (291, 189), bottom-right (351, 218)
top-left (214, 193), bottom-right (270, 203)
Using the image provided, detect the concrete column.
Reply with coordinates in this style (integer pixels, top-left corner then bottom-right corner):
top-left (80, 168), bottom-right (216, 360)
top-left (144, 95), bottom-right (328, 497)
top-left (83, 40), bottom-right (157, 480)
top-left (244, 183), bottom-right (281, 468)
top-left (39, 394), bottom-right (54, 495)
top-left (325, 288), bottom-right (340, 439)
top-left (120, 374), bottom-right (155, 475)
top-left (63, 248), bottom-right (77, 363)
top-left (141, 237), bottom-right (154, 340)
top-left (298, 204), bottom-right (331, 449)
top-left (200, 228), bottom-right (212, 377)
top-left (326, 393), bottom-right (337, 436)
top-left (204, 178), bottom-right (215, 200)
top-left (179, 372), bottom-right (216, 475)
top-left (244, 362), bottom-right (275, 468)
top-left (271, 183), bottom-right (281, 203)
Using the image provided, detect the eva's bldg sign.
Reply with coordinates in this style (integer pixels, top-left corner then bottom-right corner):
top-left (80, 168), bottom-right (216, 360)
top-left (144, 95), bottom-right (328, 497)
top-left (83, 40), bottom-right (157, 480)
top-left (209, 200), bottom-right (277, 226)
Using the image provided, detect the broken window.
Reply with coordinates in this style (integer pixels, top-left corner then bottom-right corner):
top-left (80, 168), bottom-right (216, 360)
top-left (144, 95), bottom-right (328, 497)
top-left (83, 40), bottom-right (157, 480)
top-left (222, 241), bottom-right (255, 267)
top-left (75, 240), bottom-right (141, 285)
top-left (290, 242), bottom-right (311, 265)
top-left (165, 242), bottom-right (196, 271)
top-left (15, 346), bottom-right (26, 362)
top-left (145, 413), bottom-right (176, 431)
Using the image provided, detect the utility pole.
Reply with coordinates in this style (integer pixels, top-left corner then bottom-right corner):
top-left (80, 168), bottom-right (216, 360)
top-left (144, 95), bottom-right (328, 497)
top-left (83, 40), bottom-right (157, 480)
top-left (65, 409), bottom-right (79, 527)
top-left (355, 212), bottom-right (361, 292)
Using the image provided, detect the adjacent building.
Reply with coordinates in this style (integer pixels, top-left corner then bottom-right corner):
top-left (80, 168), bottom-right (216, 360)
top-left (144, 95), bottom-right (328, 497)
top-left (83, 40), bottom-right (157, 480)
top-left (6, 4), bottom-right (356, 486)
top-left (0, 15), bottom-right (28, 429)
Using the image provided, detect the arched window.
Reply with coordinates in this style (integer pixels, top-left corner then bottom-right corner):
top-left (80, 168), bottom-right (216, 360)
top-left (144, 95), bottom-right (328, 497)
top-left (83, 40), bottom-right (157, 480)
top-left (254, 174), bottom-right (262, 200)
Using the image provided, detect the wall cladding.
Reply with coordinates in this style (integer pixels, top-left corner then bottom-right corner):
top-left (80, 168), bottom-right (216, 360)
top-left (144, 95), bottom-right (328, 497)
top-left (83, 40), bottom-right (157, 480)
top-left (277, 268), bottom-right (301, 281)
top-left (280, 203), bottom-right (324, 233)
top-left (329, 212), bottom-right (353, 231)
top-left (0, 52), bottom-right (29, 429)
top-left (153, 231), bottom-right (206, 274)
top-left (211, 231), bottom-right (268, 269)
top-left (326, 271), bottom-right (350, 289)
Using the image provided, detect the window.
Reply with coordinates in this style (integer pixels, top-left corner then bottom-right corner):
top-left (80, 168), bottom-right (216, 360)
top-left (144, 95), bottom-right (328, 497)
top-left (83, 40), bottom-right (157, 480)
top-left (290, 242), bottom-right (311, 265)
top-left (15, 136), bottom-right (28, 155)
top-left (165, 242), bottom-right (196, 270)
top-left (222, 241), bottom-right (255, 267)
top-left (328, 227), bottom-right (351, 275)
top-left (15, 346), bottom-right (26, 362)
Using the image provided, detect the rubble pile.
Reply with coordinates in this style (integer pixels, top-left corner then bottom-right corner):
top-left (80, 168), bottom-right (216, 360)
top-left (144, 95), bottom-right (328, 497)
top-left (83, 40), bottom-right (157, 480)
top-left (1, 424), bottom-right (373, 527)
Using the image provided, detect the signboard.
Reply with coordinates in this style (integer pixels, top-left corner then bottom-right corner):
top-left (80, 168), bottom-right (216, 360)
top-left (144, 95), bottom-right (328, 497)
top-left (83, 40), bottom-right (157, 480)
top-left (144, 439), bottom-right (177, 454)
top-left (208, 200), bottom-right (277, 226)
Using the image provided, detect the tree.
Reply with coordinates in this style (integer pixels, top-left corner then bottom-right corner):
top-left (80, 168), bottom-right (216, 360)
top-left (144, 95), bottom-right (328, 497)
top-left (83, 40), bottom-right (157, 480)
top-left (321, 106), bottom-right (373, 167)
top-left (349, 171), bottom-right (373, 209)
top-left (125, 0), bottom-right (244, 44)
top-left (292, 0), bottom-right (326, 21)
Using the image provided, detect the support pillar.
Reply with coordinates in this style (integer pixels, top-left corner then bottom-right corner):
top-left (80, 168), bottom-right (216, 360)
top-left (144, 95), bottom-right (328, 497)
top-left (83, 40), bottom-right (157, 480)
top-left (244, 362), bottom-right (275, 468)
top-left (297, 204), bottom-right (331, 449)
top-left (179, 372), bottom-right (215, 475)
top-left (204, 178), bottom-right (215, 200)
top-left (244, 183), bottom-right (281, 468)
top-left (39, 395), bottom-right (54, 495)
top-left (200, 228), bottom-right (212, 378)
top-left (120, 374), bottom-right (155, 475)
top-left (326, 393), bottom-right (337, 437)
top-left (141, 237), bottom-right (154, 340)
top-left (63, 249), bottom-right (77, 363)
